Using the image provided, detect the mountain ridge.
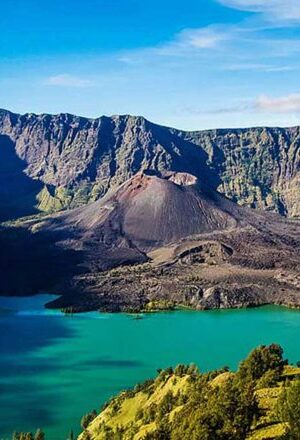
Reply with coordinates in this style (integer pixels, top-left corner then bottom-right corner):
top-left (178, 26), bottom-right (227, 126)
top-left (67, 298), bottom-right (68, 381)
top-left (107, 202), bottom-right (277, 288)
top-left (1, 107), bottom-right (300, 130)
top-left (0, 108), bottom-right (300, 220)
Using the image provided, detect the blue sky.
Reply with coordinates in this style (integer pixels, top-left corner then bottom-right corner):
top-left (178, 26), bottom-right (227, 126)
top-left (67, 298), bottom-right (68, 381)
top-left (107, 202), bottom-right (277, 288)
top-left (1, 0), bottom-right (300, 129)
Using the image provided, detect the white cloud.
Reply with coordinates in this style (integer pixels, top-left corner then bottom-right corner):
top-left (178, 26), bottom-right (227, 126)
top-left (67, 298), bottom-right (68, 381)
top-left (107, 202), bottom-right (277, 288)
top-left (154, 27), bottom-right (228, 56)
top-left (44, 74), bottom-right (94, 87)
top-left (183, 102), bottom-right (253, 115)
top-left (225, 63), bottom-right (295, 72)
top-left (116, 27), bottom-right (229, 63)
top-left (186, 93), bottom-right (300, 115)
top-left (217, 0), bottom-right (300, 21)
top-left (178, 28), bottom-right (226, 49)
top-left (256, 93), bottom-right (300, 112)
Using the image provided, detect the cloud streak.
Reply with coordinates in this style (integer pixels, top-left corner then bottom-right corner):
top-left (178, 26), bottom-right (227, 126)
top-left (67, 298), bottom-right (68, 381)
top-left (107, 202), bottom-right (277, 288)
top-left (217, 0), bottom-right (300, 22)
top-left (257, 94), bottom-right (300, 112)
top-left (176, 27), bottom-right (227, 49)
top-left (225, 63), bottom-right (295, 72)
top-left (117, 26), bottom-right (229, 65)
top-left (152, 26), bottom-right (228, 56)
top-left (44, 74), bottom-right (94, 87)
top-left (186, 93), bottom-right (300, 115)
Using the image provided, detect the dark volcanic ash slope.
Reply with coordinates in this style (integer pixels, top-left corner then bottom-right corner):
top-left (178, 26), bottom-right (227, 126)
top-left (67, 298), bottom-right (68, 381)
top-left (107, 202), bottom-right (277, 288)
top-left (1, 170), bottom-right (238, 299)
top-left (2, 170), bottom-right (300, 312)
top-left (53, 170), bottom-right (240, 251)
top-left (0, 108), bottom-right (300, 220)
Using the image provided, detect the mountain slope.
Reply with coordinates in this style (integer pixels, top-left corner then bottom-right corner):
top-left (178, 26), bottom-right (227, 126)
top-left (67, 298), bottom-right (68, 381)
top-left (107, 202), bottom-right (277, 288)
top-left (78, 346), bottom-right (300, 440)
top-left (48, 170), bottom-right (240, 251)
top-left (0, 109), bottom-right (299, 220)
top-left (1, 170), bottom-right (300, 312)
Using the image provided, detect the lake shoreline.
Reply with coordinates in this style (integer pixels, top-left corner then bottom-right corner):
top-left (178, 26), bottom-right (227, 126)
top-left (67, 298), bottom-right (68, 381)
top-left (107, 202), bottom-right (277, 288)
top-left (2, 295), bottom-right (300, 439)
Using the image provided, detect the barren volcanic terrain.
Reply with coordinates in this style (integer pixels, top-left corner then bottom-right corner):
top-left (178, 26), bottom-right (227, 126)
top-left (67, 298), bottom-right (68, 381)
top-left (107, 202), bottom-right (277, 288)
top-left (1, 170), bottom-right (300, 312)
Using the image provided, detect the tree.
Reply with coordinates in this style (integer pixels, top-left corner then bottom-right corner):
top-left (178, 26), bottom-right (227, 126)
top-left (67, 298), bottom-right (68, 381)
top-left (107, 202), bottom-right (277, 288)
top-left (18, 434), bottom-right (34, 440)
top-left (34, 429), bottom-right (45, 440)
top-left (157, 391), bottom-right (175, 420)
top-left (66, 431), bottom-right (74, 440)
top-left (12, 433), bottom-right (34, 440)
top-left (144, 418), bottom-right (171, 439)
top-left (277, 380), bottom-right (300, 439)
top-left (81, 431), bottom-right (92, 440)
top-left (174, 364), bottom-right (187, 377)
top-left (187, 363), bottom-right (200, 376)
top-left (238, 344), bottom-right (286, 382)
top-left (171, 375), bottom-right (258, 440)
top-left (81, 409), bottom-right (97, 429)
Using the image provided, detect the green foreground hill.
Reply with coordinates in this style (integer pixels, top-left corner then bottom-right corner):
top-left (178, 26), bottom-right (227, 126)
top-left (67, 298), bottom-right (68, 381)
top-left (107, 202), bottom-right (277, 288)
top-left (78, 345), bottom-right (300, 440)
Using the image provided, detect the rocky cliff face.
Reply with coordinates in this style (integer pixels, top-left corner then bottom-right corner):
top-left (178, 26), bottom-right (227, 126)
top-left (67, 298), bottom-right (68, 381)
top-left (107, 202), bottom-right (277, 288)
top-left (0, 108), bottom-right (299, 220)
top-left (185, 127), bottom-right (300, 216)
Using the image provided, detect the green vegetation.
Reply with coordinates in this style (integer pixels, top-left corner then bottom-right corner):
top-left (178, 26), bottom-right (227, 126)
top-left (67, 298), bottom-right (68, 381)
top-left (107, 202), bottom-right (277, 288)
top-left (36, 186), bottom-right (66, 213)
top-left (10, 345), bottom-right (300, 440)
top-left (81, 410), bottom-right (98, 430)
top-left (238, 344), bottom-right (286, 383)
top-left (61, 307), bottom-right (75, 315)
top-left (143, 300), bottom-right (175, 312)
top-left (78, 344), bottom-right (300, 440)
top-left (12, 429), bottom-right (44, 440)
top-left (35, 182), bottom-right (107, 214)
top-left (67, 431), bottom-right (75, 440)
top-left (277, 380), bottom-right (300, 439)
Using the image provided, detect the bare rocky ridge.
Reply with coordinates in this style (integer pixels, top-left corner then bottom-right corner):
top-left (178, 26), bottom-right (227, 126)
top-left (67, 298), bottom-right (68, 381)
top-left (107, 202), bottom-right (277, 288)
top-left (1, 170), bottom-right (300, 312)
top-left (0, 108), bottom-right (300, 220)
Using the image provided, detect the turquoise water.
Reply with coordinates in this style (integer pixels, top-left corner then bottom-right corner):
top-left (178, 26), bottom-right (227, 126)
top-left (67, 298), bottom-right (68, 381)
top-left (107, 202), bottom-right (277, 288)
top-left (1, 295), bottom-right (300, 439)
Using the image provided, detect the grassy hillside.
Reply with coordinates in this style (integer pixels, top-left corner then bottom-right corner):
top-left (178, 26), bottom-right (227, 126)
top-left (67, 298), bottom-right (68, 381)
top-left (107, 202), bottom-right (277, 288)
top-left (78, 345), bottom-right (300, 440)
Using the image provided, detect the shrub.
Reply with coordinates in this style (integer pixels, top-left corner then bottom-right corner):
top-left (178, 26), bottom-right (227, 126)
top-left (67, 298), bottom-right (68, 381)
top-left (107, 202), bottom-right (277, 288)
top-left (12, 430), bottom-right (45, 440)
top-left (277, 380), bottom-right (300, 438)
top-left (256, 369), bottom-right (280, 388)
top-left (81, 409), bottom-right (97, 429)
